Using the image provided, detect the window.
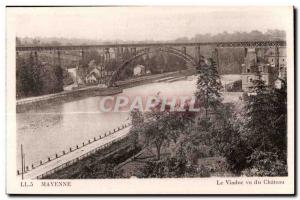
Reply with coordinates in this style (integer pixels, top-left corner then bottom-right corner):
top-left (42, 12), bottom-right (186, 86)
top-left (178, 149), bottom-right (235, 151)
top-left (247, 68), bottom-right (250, 73)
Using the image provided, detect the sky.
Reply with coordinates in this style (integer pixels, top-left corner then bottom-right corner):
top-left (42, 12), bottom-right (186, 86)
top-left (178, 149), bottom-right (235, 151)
top-left (8, 6), bottom-right (292, 41)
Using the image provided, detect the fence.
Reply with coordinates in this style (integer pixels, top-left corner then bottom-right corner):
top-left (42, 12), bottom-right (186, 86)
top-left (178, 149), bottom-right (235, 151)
top-left (17, 122), bottom-right (132, 176)
top-left (36, 134), bottom-right (129, 179)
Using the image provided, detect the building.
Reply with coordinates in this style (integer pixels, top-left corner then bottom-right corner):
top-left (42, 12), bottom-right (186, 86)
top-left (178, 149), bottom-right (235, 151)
top-left (241, 47), bottom-right (286, 92)
top-left (86, 68), bottom-right (101, 84)
top-left (86, 73), bottom-right (98, 84)
top-left (133, 65), bottom-right (146, 76)
top-left (67, 67), bottom-right (84, 86)
top-left (85, 64), bottom-right (114, 86)
top-left (241, 48), bottom-right (269, 91)
top-left (265, 47), bottom-right (287, 81)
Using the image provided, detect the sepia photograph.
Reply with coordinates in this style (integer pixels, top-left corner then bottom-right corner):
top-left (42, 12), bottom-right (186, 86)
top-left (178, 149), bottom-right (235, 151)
top-left (6, 6), bottom-right (294, 194)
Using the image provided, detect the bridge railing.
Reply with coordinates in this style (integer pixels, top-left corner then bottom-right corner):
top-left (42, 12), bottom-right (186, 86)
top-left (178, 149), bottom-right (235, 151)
top-left (16, 40), bottom-right (286, 52)
top-left (17, 122), bottom-right (132, 176)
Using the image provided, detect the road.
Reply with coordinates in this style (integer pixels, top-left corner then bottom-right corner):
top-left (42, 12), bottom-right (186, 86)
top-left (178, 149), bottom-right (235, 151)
top-left (19, 126), bottom-right (131, 180)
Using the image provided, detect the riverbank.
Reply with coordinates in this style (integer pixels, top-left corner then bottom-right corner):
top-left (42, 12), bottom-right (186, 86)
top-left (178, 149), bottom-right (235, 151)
top-left (16, 68), bottom-right (196, 113)
top-left (43, 133), bottom-right (140, 179)
top-left (116, 68), bottom-right (196, 89)
top-left (19, 124), bottom-right (131, 179)
top-left (16, 86), bottom-right (122, 113)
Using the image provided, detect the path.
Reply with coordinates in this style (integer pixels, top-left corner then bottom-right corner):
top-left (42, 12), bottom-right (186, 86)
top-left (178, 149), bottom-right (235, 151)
top-left (19, 126), bottom-right (131, 180)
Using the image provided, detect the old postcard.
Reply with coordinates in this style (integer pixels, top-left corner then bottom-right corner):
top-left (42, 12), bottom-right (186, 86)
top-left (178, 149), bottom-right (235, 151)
top-left (6, 6), bottom-right (294, 194)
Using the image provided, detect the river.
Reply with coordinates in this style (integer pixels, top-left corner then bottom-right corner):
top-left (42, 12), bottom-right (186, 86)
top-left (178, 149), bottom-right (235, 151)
top-left (16, 75), bottom-right (242, 169)
top-left (16, 76), bottom-right (199, 169)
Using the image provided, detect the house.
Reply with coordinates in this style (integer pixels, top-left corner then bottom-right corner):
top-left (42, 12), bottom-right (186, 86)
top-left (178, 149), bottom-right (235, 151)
top-left (85, 73), bottom-right (98, 84)
top-left (133, 65), bottom-right (146, 76)
top-left (86, 68), bottom-right (101, 84)
top-left (67, 67), bottom-right (84, 86)
top-left (241, 48), bottom-right (272, 92)
top-left (265, 47), bottom-right (287, 81)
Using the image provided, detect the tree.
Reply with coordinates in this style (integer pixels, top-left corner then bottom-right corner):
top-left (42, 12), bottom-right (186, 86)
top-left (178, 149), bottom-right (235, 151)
top-left (243, 71), bottom-right (274, 152)
top-left (50, 41), bottom-right (62, 46)
top-left (130, 109), bottom-right (144, 126)
top-left (16, 37), bottom-right (22, 46)
top-left (129, 109), bottom-right (145, 148)
top-left (54, 64), bottom-right (64, 92)
top-left (16, 55), bottom-right (29, 98)
top-left (16, 53), bottom-right (44, 97)
top-left (190, 57), bottom-right (243, 173)
top-left (240, 71), bottom-right (287, 176)
top-left (195, 58), bottom-right (223, 124)
top-left (31, 53), bottom-right (44, 95)
top-left (131, 103), bottom-right (193, 161)
top-left (32, 38), bottom-right (40, 46)
top-left (23, 53), bottom-right (34, 96)
top-left (269, 80), bottom-right (287, 160)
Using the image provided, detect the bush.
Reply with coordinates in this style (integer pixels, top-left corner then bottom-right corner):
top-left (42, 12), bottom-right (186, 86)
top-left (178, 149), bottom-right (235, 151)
top-left (242, 151), bottom-right (287, 176)
top-left (224, 139), bottom-right (252, 175)
top-left (139, 156), bottom-right (212, 178)
top-left (185, 164), bottom-right (211, 178)
top-left (139, 160), bottom-right (167, 178)
top-left (226, 80), bottom-right (242, 92)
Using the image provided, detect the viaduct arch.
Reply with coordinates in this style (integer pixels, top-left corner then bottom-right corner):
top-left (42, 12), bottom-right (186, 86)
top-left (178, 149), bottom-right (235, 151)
top-left (108, 46), bottom-right (198, 86)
